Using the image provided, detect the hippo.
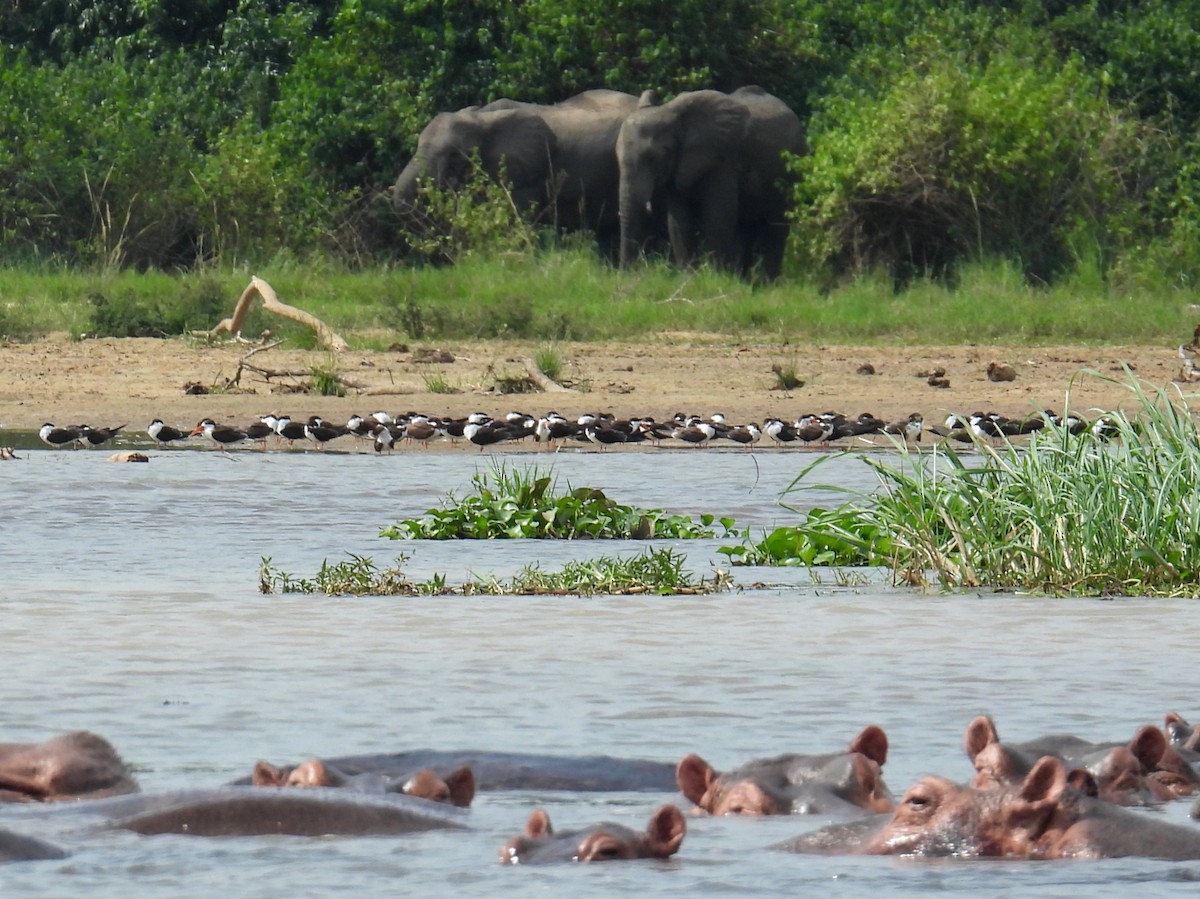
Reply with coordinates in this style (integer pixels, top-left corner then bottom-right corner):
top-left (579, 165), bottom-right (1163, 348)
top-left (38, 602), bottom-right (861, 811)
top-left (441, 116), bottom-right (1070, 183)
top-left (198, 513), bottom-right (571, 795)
top-left (1165, 711), bottom-right (1200, 753)
top-left (779, 756), bottom-right (1200, 860)
top-left (500, 804), bottom-right (686, 864)
top-left (250, 758), bottom-right (475, 807)
top-left (0, 828), bottom-right (68, 863)
top-left (964, 715), bottom-right (1199, 804)
top-left (676, 725), bottom-right (893, 816)
top-left (98, 787), bottom-right (469, 837)
top-left (234, 750), bottom-right (677, 793)
top-left (0, 732), bottom-right (137, 802)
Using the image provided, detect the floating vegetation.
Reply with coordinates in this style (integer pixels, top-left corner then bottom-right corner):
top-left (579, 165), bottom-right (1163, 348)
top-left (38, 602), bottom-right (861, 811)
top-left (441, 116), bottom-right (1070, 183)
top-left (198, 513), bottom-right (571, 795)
top-left (726, 372), bottom-right (1200, 597)
top-left (720, 506), bottom-right (892, 567)
top-left (259, 548), bottom-right (730, 596)
top-left (382, 463), bottom-right (735, 540)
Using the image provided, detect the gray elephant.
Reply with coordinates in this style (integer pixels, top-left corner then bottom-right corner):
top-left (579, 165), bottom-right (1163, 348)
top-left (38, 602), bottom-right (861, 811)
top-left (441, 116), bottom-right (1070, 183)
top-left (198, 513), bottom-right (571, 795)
top-left (617, 86), bottom-right (806, 281)
top-left (392, 90), bottom-right (640, 258)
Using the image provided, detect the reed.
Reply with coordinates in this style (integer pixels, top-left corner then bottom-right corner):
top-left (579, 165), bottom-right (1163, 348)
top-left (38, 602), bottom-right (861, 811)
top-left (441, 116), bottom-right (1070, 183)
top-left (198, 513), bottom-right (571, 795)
top-left (736, 371), bottom-right (1200, 596)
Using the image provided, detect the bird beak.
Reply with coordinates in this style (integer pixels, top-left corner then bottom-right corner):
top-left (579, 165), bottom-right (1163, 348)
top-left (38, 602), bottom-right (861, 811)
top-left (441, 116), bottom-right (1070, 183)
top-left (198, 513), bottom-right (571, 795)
top-left (189, 424), bottom-right (206, 436)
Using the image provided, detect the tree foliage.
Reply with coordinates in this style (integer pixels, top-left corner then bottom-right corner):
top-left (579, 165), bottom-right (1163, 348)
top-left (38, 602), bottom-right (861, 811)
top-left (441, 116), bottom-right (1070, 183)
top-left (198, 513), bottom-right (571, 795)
top-left (0, 0), bottom-right (1198, 286)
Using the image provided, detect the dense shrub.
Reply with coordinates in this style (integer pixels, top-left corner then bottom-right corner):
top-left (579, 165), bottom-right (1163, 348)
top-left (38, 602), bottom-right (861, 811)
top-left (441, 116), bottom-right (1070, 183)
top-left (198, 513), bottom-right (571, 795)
top-left (794, 19), bottom-right (1150, 285)
top-left (0, 0), bottom-right (1198, 286)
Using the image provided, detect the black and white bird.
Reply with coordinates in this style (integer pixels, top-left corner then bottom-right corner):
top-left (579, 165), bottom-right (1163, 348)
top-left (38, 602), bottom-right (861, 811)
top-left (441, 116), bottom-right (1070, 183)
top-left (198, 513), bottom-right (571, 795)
top-left (39, 423), bottom-right (84, 449)
top-left (77, 423), bottom-right (125, 448)
top-left (190, 419), bottom-right (248, 452)
top-left (147, 419), bottom-right (191, 447)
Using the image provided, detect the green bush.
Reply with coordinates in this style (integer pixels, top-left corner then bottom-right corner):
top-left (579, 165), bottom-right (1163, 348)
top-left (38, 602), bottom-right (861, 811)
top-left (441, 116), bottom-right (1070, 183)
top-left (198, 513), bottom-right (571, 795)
top-left (794, 17), bottom-right (1150, 285)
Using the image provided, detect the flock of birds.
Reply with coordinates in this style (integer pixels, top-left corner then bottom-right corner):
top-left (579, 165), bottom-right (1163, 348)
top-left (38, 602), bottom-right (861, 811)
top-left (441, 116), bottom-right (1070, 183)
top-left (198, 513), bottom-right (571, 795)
top-left (33, 407), bottom-right (1122, 455)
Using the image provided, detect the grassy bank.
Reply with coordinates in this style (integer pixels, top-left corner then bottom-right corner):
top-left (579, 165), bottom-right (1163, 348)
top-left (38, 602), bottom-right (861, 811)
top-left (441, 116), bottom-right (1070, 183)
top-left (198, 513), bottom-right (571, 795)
top-left (0, 251), bottom-right (1194, 348)
top-left (725, 372), bottom-right (1200, 597)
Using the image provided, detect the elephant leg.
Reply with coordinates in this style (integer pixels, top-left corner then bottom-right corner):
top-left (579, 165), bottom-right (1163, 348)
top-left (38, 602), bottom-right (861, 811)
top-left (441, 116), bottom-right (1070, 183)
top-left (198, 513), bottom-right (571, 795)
top-left (756, 220), bottom-right (791, 283)
top-left (700, 175), bottom-right (740, 273)
top-left (666, 195), bottom-right (698, 267)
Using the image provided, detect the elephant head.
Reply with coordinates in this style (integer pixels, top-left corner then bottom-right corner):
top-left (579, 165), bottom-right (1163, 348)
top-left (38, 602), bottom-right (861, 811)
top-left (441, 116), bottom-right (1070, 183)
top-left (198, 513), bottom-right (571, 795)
top-left (617, 90), bottom-right (750, 270)
top-left (392, 106), bottom-right (557, 221)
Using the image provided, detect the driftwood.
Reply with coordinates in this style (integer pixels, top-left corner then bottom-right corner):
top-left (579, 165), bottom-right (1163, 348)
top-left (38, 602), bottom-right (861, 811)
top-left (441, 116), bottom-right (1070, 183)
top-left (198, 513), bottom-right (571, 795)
top-left (199, 276), bottom-right (348, 352)
top-left (519, 356), bottom-right (573, 392)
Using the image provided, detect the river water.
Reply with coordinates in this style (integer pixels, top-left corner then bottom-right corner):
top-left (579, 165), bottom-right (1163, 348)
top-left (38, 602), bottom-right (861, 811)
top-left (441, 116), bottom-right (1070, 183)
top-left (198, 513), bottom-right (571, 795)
top-left (2, 445), bottom-right (1199, 895)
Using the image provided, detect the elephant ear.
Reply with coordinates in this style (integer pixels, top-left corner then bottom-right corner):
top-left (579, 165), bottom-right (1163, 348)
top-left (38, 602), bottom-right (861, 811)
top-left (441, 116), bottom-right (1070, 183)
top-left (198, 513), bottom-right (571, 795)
top-left (483, 110), bottom-right (557, 189)
top-left (673, 91), bottom-right (749, 190)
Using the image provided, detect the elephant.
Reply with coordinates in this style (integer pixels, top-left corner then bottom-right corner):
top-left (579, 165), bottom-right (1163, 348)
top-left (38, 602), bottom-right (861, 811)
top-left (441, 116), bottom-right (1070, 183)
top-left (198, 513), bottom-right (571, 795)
top-left (616, 86), bottom-right (806, 282)
top-left (392, 90), bottom-right (641, 258)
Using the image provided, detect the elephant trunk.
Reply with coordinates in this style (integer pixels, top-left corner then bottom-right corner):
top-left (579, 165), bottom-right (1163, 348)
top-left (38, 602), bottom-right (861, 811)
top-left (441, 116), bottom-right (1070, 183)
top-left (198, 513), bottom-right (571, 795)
top-left (618, 177), bottom-right (651, 269)
top-left (392, 154), bottom-right (428, 220)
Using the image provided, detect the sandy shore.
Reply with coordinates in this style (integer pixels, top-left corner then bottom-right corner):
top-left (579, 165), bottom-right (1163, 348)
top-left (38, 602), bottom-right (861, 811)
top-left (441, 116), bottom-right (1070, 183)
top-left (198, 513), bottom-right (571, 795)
top-left (0, 334), bottom-right (1186, 437)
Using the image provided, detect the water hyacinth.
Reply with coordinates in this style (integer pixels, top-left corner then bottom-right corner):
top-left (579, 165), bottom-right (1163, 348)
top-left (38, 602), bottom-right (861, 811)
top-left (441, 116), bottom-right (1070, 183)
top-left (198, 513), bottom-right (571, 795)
top-left (740, 372), bottom-right (1200, 596)
top-left (382, 463), bottom-right (735, 541)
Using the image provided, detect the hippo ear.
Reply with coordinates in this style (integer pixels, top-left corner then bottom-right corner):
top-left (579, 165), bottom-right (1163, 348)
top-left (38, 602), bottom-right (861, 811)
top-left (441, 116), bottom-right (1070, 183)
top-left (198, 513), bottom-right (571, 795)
top-left (645, 804), bottom-right (687, 858)
top-left (251, 761), bottom-right (287, 787)
top-left (848, 752), bottom-right (895, 813)
top-left (1020, 756), bottom-right (1067, 806)
top-left (524, 808), bottom-right (552, 839)
top-left (1000, 756), bottom-right (1068, 838)
top-left (964, 715), bottom-right (1000, 761)
top-left (676, 754), bottom-right (718, 807)
top-left (850, 725), bottom-right (889, 766)
top-left (444, 765), bottom-right (476, 807)
top-left (1129, 724), bottom-right (1167, 769)
top-left (287, 759), bottom-right (336, 788)
top-left (403, 768), bottom-right (448, 801)
top-left (1066, 767), bottom-right (1100, 797)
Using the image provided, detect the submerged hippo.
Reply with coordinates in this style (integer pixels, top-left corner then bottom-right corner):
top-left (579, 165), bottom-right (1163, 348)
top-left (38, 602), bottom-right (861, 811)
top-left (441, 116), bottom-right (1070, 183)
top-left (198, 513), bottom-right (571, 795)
top-left (964, 715), bottom-right (1198, 804)
top-left (500, 804), bottom-right (686, 864)
top-left (235, 750), bottom-right (677, 793)
top-left (780, 755), bottom-right (1200, 860)
top-left (0, 732), bottom-right (137, 802)
top-left (0, 828), bottom-right (68, 863)
top-left (251, 758), bottom-right (475, 807)
top-left (1165, 711), bottom-right (1200, 753)
top-left (676, 725), bottom-right (893, 816)
top-left (97, 787), bottom-right (469, 837)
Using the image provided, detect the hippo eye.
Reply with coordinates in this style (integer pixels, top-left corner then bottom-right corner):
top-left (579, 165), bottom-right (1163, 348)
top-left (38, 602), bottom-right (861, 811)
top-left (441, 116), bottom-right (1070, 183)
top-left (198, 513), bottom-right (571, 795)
top-left (906, 793), bottom-right (931, 810)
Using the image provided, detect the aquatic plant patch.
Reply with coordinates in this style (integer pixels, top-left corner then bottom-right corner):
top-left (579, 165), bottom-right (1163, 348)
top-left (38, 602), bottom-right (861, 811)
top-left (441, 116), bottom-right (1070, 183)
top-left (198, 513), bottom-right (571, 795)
top-left (719, 506), bottom-right (893, 567)
top-left (258, 548), bottom-right (729, 597)
top-left (738, 372), bottom-right (1200, 596)
top-left (381, 463), bottom-right (736, 540)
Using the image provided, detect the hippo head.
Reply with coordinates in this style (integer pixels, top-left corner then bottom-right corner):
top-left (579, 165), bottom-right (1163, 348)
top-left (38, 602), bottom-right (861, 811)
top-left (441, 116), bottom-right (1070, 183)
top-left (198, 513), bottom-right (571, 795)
top-left (964, 715), bottom-right (1035, 791)
top-left (1165, 712), bottom-right (1200, 752)
top-left (866, 757), bottom-right (1068, 858)
top-left (401, 765), bottom-right (475, 807)
top-left (676, 725), bottom-right (892, 815)
top-left (500, 804), bottom-right (686, 864)
top-left (252, 759), bottom-right (474, 807)
top-left (0, 731), bottom-right (137, 802)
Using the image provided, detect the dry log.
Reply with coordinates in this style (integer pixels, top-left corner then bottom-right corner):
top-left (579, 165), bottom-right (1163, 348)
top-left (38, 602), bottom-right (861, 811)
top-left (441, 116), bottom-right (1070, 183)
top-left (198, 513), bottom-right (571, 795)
top-left (519, 356), bottom-right (573, 392)
top-left (200, 276), bottom-right (348, 352)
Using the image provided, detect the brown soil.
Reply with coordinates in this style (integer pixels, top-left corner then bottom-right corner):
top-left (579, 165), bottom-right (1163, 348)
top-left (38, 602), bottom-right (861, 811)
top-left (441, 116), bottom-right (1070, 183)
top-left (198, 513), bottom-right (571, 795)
top-left (0, 333), bottom-right (1186, 436)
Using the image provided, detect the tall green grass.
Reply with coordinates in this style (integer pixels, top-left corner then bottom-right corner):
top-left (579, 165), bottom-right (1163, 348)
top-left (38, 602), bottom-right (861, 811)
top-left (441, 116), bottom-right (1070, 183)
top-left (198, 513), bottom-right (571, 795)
top-left (0, 251), bottom-right (1194, 345)
top-left (769, 372), bottom-right (1200, 596)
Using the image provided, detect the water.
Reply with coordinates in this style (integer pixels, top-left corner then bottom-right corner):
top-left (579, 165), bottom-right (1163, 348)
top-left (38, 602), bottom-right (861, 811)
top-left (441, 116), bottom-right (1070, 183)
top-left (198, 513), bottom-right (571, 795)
top-left (2, 446), bottom-right (1199, 895)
